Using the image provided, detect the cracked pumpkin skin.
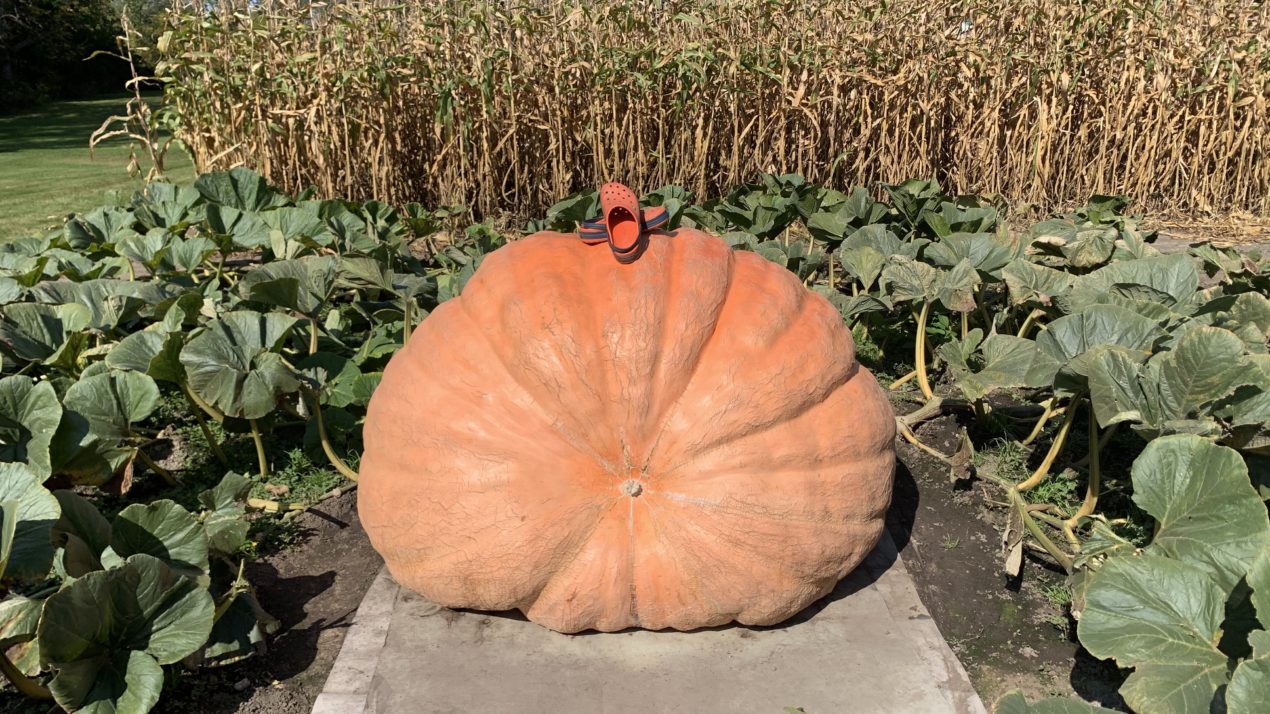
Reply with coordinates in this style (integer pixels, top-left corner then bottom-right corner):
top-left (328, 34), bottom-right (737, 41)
top-left (358, 228), bottom-right (895, 633)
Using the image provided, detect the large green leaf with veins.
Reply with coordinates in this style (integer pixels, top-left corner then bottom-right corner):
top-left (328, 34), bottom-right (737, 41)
top-left (1031, 304), bottom-right (1164, 390)
top-left (1086, 327), bottom-right (1255, 436)
top-left (941, 332), bottom-right (1047, 402)
top-left (101, 500), bottom-right (209, 578)
top-left (0, 462), bottom-right (59, 581)
top-left (0, 302), bottom-right (91, 367)
top-left (38, 554), bottom-right (214, 714)
top-left (63, 370), bottom-right (161, 442)
top-left (0, 376), bottom-right (62, 478)
top-left (239, 255), bottom-right (339, 317)
top-left (924, 233), bottom-right (1012, 276)
top-left (1064, 254), bottom-right (1200, 314)
top-left (194, 167), bottom-right (290, 212)
top-left (880, 255), bottom-right (941, 304)
top-left (1078, 555), bottom-right (1228, 714)
top-left (1131, 436), bottom-right (1270, 593)
top-left (1002, 259), bottom-right (1073, 307)
top-left (180, 310), bottom-right (300, 419)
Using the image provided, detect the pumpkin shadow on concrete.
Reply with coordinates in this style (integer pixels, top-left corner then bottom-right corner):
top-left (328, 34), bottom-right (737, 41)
top-left (451, 460), bottom-right (920, 636)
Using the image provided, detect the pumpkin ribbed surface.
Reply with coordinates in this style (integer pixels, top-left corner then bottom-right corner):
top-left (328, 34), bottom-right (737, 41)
top-left (358, 228), bottom-right (895, 633)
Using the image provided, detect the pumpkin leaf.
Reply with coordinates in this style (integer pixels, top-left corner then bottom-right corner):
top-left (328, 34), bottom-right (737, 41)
top-left (935, 258), bottom-right (981, 312)
top-left (51, 490), bottom-right (111, 578)
top-left (1031, 305), bottom-right (1163, 391)
top-left (1078, 555), bottom-right (1228, 714)
top-left (101, 500), bottom-right (210, 579)
top-left (106, 329), bottom-right (186, 383)
top-left (180, 310), bottom-right (301, 419)
top-left (834, 245), bottom-right (886, 289)
top-left (194, 167), bottom-right (290, 212)
top-left (198, 473), bottom-right (252, 558)
top-left (941, 333), bottom-right (1046, 402)
top-left (204, 205), bottom-right (271, 249)
top-left (880, 255), bottom-right (941, 304)
top-left (0, 463), bottom-right (60, 581)
top-left (63, 370), bottom-right (161, 443)
top-left (1064, 254), bottom-right (1200, 314)
top-left (1228, 630), bottom-right (1270, 714)
top-left (925, 233), bottom-right (1012, 277)
top-left (1129, 436), bottom-right (1270, 594)
top-left (0, 302), bottom-right (91, 368)
top-left (0, 375), bottom-right (63, 478)
top-left (239, 255), bottom-right (339, 317)
top-left (39, 554), bottom-right (214, 714)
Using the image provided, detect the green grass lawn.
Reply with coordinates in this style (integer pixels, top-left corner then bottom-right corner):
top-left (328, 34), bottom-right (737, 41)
top-left (0, 95), bottom-right (194, 239)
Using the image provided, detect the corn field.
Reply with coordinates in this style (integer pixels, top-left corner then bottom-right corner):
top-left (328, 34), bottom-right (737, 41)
top-left (149, 0), bottom-right (1270, 217)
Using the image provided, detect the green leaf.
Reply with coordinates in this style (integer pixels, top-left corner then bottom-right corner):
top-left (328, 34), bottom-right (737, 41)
top-left (64, 206), bottom-right (139, 248)
top-left (1038, 305), bottom-right (1163, 363)
top-left (180, 310), bottom-right (301, 419)
top-left (0, 302), bottom-right (91, 366)
top-left (39, 554), bottom-right (214, 714)
top-left (63, 370), bottom-right (161, 442)
top-left (880, 255), bottom-right (941, 304)
top-left (942, 334), bottom-right (1046, 402)
top-left (104, 500), bottom-right (210, 578)
top-left (1085, 346), bottom-right (1149, 427)
top-left (0, 376), bottom-right (62, 478)
top-left (935, 259), bottom-right (981, 312)
top-left (1228, 630), bottom-right (1270, 714)
top-left (198, 473), bottom-right (251, 557)
top-left (1032, 305), bottom-right (1163, 390)
top-left (165, 236), bottom-right (217, 273)
top-left (1002, 259), bottom-right (1073, 307)
top-left (1060, 227), bottom-right (1117, 268)
top-left (993, 690), bottom-right (1117, 713)
top-left (106, 329), bottom-right (186, 383)
top-left (1248, 549), bottom-right (1270, 620)
top-left (1138, 327), bottom-right (1250, 423)
top-left (1078, 555), bottom-right (1228, 714)
top-left (1065, 254), bottom-right (1200, 314)
top-left (0, 595), bottom-right (44, 678)
top-left (1132, 436), bottom-right (1270, 593)
top-left (194, 167), bottom-right (290, 212)
top-left (239, 255), bottom-right (339, 317)
top-left (32, 280), bottom-right (172, 333)
top-left (0, 463), bottom-right (59, 581)
top-left (925, 233), bottom-right (1012, 276)
top-left (116, 229), bottom-right (171, 270)
top-left (834, 245), bottom-right (886, 289)
top-left (205, 205), bottom-right (272, 249)
top-left (51, 490), bottom-right (111, 577)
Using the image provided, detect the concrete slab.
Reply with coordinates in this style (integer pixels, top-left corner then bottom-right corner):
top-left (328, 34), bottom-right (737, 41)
top-left (314, 531), bottom-right (986, 714)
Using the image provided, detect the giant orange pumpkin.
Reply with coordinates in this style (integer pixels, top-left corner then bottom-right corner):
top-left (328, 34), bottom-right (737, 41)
top-left (358, 187), bottom-right (895, 633)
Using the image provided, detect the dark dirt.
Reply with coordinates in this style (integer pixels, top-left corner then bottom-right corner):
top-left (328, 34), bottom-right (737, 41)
top-left (157, 489), bottom-right (381, 714)
top-left (887, 403), bottom-right (1126, 710)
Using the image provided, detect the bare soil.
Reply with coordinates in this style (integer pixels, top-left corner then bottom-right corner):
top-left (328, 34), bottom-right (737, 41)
top-left (157, 489), bottom-right (381, 714)
top-left (889, 408), bottom-right (1126, 710)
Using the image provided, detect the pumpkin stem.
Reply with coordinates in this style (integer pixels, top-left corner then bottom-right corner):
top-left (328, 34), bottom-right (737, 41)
top-left (914, 302), bottom-right (934, 401)
top-left (1009, 488), bottom-right (1074, 574)
top-left (1063, 416), bottom-right (1103, 542)
top-left (249, 418), bottom-right (270, 477)
top-left (0, 650), bottom-right (51, 700)
top-left (309, 392), bottom-right (359, 482)
top-left (1014, 397), bottom-right (1080, 492)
